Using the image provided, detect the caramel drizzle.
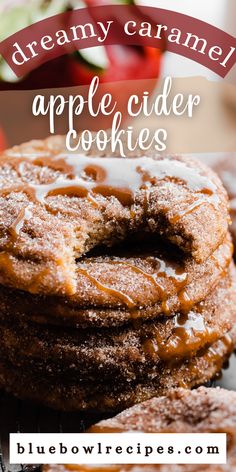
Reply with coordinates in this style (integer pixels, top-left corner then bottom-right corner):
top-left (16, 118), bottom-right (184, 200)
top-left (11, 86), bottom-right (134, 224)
top-left (0, 152), bottom-right (219, 299)
top-left (2, 152), bottom-right (217, 215)
top-left (142, 311), bottom-right (224, 361)
top-left (109, 259), bottom-right (185, 297)
top-left (170, 200), bottom-right (207, 224)
top-left (0, 252), bottom-right (54, 294)
top-left (77, 267), bottom-right (135, 308)
top-left (208, 331), bottom-right (233, 356)
top-left (75, 233), bottom-right (231, 309)
top-left (8, 206), bottom-right (32, 240)
top-left (76, 258), bottom-right (187, 308)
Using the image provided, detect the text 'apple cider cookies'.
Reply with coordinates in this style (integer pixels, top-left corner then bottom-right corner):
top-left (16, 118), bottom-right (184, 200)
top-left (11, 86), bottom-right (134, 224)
top-left (0, 135), bottom-right (235, 412)
top-left (43, 387), bottom-right (236, 472)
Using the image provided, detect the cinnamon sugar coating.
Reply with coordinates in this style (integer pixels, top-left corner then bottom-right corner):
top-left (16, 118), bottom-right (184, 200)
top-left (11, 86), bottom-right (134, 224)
top-left (69, 387), bottom-right (236, 471)
top-left (0, 140), bottom-right (235, 416)
top-left (0, 136), bottom-right (229, 297)
top-left (90, 385), bottom-right (236, 433)
top-left (0, 235), bottom-right (232, 326)
top-left (0, 267), bottom-right (235, 412)
top-left (44, 388), bottom-right (236, 471)
top-left (1, 264), bottom-right (235, 383)
top-left (0, 329), bottom-right (234, 412)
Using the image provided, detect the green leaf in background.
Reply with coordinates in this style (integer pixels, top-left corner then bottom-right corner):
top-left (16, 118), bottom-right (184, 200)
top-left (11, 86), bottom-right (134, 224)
top-left (0, 0), bottom-right (68, 41)
top-left (0, 0), bottom-right (68, 80)
top-left (0, 0), bottom-right (136, 81)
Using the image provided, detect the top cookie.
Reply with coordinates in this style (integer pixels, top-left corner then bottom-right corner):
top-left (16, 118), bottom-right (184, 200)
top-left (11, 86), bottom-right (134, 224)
top-left (0, 136), bottom-right (229, 297)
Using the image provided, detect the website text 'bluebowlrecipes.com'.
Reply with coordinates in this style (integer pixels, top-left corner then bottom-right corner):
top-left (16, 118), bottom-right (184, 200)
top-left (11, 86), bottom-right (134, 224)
top-left (10, 433), bottom-right (227, 465)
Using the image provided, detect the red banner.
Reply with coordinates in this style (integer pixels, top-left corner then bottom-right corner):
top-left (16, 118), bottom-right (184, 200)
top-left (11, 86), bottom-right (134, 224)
top-left (0, 5), bottom-right (235, 79)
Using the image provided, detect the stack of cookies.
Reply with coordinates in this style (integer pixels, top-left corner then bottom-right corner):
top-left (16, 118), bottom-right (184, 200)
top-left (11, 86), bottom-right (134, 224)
top-left (0, 136), bottom-right (235, 412)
